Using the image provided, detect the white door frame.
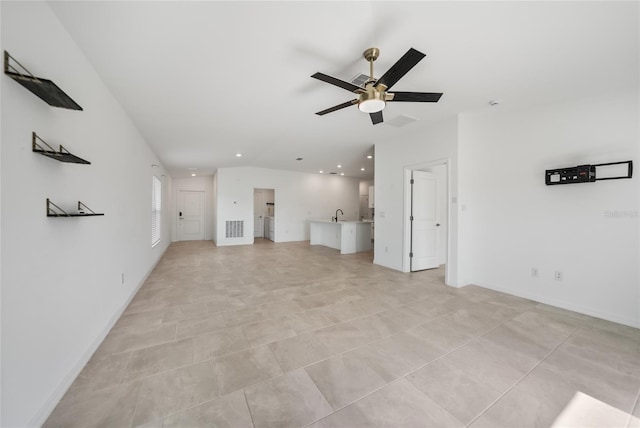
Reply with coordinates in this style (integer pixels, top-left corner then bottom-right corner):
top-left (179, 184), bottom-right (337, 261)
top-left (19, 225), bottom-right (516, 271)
top-left (403, 158), bottom-right (451, 282)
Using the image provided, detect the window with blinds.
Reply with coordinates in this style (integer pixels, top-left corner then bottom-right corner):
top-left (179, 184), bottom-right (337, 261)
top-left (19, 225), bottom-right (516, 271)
top-left (151, 175), bottom-right (162, 247)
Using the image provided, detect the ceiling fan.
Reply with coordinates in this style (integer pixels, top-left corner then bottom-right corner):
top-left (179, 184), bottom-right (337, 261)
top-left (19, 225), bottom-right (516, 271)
top-left (312, 47), bottom-right (443, 125)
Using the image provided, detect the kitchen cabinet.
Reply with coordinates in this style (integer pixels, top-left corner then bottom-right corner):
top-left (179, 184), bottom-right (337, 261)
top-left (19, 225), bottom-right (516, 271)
top-left (309, 220), bottom-right (371, 254)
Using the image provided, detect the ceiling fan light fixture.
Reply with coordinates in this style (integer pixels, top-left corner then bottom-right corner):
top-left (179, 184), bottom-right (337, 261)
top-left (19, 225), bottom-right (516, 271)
top-left (359, 98), bottom-right (385, 113)
top-left (358, 84), bottom-right (386, 113)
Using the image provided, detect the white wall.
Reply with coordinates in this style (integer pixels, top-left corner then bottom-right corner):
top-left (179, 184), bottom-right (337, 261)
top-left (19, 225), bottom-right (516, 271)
top-left (460, 91), bottom-right (639, 327)
top-left (171, 176), bottom-right (215, 242)
top-left (359, 179), bottom-right (373, 196)
top-left (215, 167), bottom-right (359, 246)
top-left (1, 2), bottom-right (171, 426)
top-left (374, 117), bottom-right (469, 285)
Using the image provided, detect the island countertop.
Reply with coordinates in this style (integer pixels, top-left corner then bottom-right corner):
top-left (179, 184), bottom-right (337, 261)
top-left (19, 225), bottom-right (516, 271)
top-left (309, 220), bottom-right (372, 254)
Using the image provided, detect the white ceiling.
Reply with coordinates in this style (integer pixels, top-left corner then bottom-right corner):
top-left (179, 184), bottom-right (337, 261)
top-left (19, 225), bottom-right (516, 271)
top-left (48, 1), bottom-right (638, 179)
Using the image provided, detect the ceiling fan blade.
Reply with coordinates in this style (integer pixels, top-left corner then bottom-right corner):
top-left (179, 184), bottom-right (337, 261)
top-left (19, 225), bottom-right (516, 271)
top-left (376, 48), bottom-right (426, 90)
top-left (370, 111), bottom-right (383, 125)
top-left (389, 92), bottom-right (443, 102)
top-left (311, 72), bottom-right (361, 93)
top-left (315, 99), bottom-right (357, 116)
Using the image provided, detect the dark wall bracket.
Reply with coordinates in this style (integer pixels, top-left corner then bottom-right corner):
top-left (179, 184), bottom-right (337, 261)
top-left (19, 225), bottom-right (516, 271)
top-left (4, 51), bottom-right (83, 110)
top-left (546, 160), bottom-right (633, 185)
top-left (32, 132), bottom-right (90, 164)
top-left (47, 199), bottom-right (104, 217)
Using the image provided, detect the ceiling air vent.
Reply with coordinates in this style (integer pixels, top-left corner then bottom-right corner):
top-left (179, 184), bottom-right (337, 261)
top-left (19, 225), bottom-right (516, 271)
top-left (385, 114), bottom-right (418, 127)
top-left (350, 73), bottom-right (370, 87)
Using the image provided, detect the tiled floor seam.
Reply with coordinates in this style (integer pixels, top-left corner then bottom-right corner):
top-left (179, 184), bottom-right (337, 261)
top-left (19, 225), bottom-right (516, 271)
top-left (397, 309), bottom-right (525, 381)
top-left (298, 322), bottom-right (495, 428)
top-left (127, 379), bottom-right (145, 428)
top-left (242, 390), bottom-right (258, 428)
top-left (302, 373), bottom-right (465, 428)
top-left (129, 393), bottom-right (238, 427)
top-left (463, 327), bottom-right (579, 427)
top-left (79, 357), bottom-right (216, 400)
top-left (626, 388), bottom-right (640, 428)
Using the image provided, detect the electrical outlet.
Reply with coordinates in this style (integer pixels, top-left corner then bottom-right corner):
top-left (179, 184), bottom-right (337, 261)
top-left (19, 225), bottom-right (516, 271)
top-left (554, 271), bottom-right (563, 281)
top-left (531, 267), bottom-right (539, 278)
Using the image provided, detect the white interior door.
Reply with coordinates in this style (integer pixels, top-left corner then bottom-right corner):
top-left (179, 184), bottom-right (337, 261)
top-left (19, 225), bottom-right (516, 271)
top-left (254, 191), bottom-right (264, 238)
top-left (178, 190), bottom-right (205, 241)
top-left (411, 171), bottom-right (439, 271)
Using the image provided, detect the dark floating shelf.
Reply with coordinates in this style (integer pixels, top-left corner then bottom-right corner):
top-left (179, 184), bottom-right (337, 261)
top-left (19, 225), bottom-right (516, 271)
top-left (545, 160), bottom-right (633, 185)
top-left (32, 132), bottom-right (90, 164)
top-left (47, 199), bottom-right (104, 218)
top-left (4, 51), bottom-right (83, 111)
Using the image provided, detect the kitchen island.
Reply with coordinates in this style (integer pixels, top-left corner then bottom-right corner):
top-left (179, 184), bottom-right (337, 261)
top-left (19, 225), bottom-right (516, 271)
top-left (309, 220), bottom-right (372, 254)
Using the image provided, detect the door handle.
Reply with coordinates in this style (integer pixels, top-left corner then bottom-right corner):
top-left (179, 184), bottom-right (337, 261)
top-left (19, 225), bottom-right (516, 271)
top-left (436, 223), bottom-right (441, 226)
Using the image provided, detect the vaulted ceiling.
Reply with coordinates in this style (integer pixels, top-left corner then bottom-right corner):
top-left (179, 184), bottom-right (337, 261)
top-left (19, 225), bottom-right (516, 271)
top-left (49, 1), bottom-right (639, 179)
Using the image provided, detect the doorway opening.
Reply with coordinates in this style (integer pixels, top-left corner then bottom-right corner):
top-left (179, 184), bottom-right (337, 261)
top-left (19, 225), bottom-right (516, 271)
top-left (403, 160), bottom-right (449, 278)
top-left (254, 188), bottom-right (275, 242)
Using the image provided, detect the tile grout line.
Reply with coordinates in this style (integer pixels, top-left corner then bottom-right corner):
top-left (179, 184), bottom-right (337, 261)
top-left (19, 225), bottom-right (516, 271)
top-left (626, 386), bottom-right (640, 428)
top-left (210, 303), bottom-right (466, 427)
top-left (127, 377), bottom-right (145, 428)
top-left (242, 390), bottom-right (258, 428)
top-left (394, 304), bottom-right (527, 384)
top-left (463, 326), bottom-right (580, 427)
top-left (299, 316), bottom-right (509, 428)
top-left (240, 297), bottom-right (528, 412)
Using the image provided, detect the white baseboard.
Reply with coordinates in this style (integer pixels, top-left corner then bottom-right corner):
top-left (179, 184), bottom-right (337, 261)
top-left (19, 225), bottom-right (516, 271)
top-left (372, 258), bottom-right (402, 272)
top-left (29, 245), bottom-right (169, 427)
top-left (473, 281), bottom-right (640, 329)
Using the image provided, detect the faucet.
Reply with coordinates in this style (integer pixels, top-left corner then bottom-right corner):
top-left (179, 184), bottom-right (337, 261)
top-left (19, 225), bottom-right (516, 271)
top-left (334, 209), bottom-right (344, 222)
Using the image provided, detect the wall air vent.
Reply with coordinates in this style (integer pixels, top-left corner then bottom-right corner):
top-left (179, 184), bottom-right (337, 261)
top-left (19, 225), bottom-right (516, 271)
top-left (225, 220), bottom-right (244, 238)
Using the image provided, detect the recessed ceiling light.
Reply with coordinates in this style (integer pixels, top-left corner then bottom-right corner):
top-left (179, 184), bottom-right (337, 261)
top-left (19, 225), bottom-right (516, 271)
top-left (296, 157), bottom-right (303, 161)
top-left (191, 173), bottom-right (196, 177)
top-left (367, 155), bottom-right (373, 159)
top-left (236, 153), bottom-right (242, 157)
top-left (337, 164), bottom-right (342, 168)
top-left (340, 172), bottom-right (345, 176)
top-left (488, 100), bottom-right (501, 106)
top-left (319, 170), bottom-right (324, 174)
top-left (361, 168), bottom-right (365, 171)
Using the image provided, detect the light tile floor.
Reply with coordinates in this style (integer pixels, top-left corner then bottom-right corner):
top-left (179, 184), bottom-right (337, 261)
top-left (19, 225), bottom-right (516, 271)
top-left (45, 240), bottom-right (640, 428)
